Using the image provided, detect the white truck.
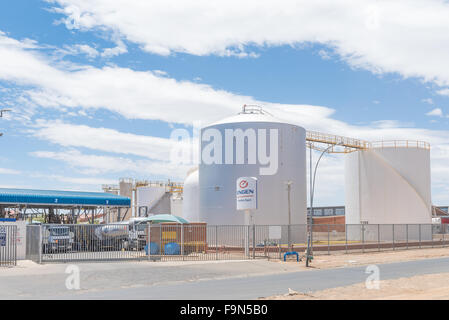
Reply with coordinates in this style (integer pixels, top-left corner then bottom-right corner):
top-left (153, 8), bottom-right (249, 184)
top-left (93, 218), bottom-right (150, 251)
top-left (42, 225), bottom-right (74, 253)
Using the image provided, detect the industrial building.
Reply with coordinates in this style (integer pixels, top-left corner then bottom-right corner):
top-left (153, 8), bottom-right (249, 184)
top-left (0, 188), bottom-right (131, 223)
top-left (81, 105), bottom-right (434, 232)
top-left (0, 106), bottom-right (441, 265)
top-left (102, 178), bottom-right (183, 222)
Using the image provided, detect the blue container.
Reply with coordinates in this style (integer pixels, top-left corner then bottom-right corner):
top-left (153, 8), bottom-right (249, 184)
top-left (144, 242), bottom-right (160, 255)
top-left (164, 242), bottom-right (180, 255)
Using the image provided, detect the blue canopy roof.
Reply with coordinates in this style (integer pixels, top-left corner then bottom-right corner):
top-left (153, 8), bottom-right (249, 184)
top-left (0, 188), bottom-right (130, 207)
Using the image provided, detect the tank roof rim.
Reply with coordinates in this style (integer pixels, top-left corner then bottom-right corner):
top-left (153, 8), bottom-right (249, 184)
top-left (204, 116), bottom-right (306, 129)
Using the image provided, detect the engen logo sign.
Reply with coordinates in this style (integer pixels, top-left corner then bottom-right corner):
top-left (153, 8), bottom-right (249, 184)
top-left (236, 177), bottom-right (257, 210)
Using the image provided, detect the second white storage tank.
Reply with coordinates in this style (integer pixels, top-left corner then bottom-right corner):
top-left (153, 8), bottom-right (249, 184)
top-left (345, 141), bottom-right (432, 240)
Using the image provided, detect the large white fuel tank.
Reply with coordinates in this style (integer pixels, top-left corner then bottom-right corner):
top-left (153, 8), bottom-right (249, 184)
top-left (345, 141), bottom-right (432, 225)
top-left (198, 106), bottom-right (307, 226)
top-left (182, 167), bottom-right (200, 222)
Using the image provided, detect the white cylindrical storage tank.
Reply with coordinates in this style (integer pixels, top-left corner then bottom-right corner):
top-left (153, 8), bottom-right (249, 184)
top-left (182, 167), bottom-right (200, 222)
top-left (345, 141), bottom-right (432, 240)
top-left (199, 106), bottom-right (307, 227)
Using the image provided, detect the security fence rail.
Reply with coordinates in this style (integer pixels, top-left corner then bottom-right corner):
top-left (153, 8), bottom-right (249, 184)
top-left (26, 223), bottom-right (449, 263)
top-left (0, 224), bottom-right (17, 267)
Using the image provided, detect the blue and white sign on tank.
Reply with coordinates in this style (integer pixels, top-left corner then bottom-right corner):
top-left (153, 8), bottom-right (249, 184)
top-left (236, 177), bottom-right (258, 211)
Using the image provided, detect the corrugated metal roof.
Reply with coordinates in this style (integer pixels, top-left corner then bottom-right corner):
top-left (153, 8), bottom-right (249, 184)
top-left (0, 188), bottom-right (130, 207)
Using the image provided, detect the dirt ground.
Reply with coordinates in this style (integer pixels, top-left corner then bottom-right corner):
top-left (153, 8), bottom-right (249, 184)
top-left (263, 247), bottom-right (449, 299)
top-left (278, 247), bottom-right (449, 270)
top-left (263, 272), bottom-right (449, 300)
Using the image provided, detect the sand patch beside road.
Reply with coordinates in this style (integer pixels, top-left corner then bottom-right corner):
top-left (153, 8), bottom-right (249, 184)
top-left (263, 247), bottom-right (449, 300)
top-left (263, 272), bottom-right (449, 300)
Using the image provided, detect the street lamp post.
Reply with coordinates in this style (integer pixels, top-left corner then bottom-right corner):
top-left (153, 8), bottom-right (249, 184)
top-left (286, 181), bottom-right (293, 252)
top-left (306, 143), bottom-right (342, 267)
top-left (0, 109), bottom-right (11, 137)
top-left (0, 109), bottom-right (11, 117)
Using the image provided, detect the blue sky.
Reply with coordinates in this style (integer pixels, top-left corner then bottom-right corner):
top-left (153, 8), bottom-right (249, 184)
top-left (1, 0), bottom-right (449, 206)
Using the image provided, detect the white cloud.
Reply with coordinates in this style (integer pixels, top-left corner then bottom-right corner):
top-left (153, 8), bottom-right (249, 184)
top-left (0, 31), bottom-right (38, 50)
top-left (306, 153), bottom-right (345, 205)
top-left (0, 31), bottom-right (243, 123)
top-left (0, 168), bottom-right (21, 175)
top-left (422, 98), bottom-right (434, 105)
top-left (2, 30), bottom-right (448, 136)
top-left (101, 39), bottom-right (127, 58)
top-left (153, 70), bottom-right (168, 77)
top-left (318, 49), bottom-right (332, 61)
top-left (437, 88), bottom-right (449, 96)
top-left (59, 44), bottom-right (99, 58)
top-left (32, 120), bottom-right (178, 160)
top-left (30, 121), bottom-right (193, 179)
top-left (48, 0), bottom-right (449, 86)
top-left (31, 149), bottom-right (190, 178)
top-left (426, 108), bottom-right (443, 117)
top-left (29, 172), bottom-right (117, 186)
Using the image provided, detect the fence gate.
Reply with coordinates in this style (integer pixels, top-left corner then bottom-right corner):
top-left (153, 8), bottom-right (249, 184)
top-left (0, 224), bottom-right (17, 267)
top-left (26, 225), bottom-right (42, 263)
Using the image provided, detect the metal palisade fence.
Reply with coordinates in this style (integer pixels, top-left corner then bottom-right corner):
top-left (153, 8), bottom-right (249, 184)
top-left (25, 223), bottom-right (449, 263)
top-left (0, 224), bottom-right (17, 267)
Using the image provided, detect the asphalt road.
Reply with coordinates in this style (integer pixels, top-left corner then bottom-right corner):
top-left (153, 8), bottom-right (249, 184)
top-left (38, 256), bottom-right (449, 299)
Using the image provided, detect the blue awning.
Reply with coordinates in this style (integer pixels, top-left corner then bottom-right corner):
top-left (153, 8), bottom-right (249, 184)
top-left (0, 188), bottom-right (130, 207)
